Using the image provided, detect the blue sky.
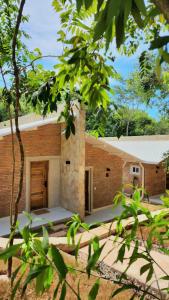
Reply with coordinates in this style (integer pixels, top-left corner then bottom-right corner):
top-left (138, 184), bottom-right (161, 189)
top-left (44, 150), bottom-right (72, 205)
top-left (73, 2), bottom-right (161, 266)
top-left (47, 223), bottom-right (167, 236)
top-left (23, 0), bottom-right (158, 118)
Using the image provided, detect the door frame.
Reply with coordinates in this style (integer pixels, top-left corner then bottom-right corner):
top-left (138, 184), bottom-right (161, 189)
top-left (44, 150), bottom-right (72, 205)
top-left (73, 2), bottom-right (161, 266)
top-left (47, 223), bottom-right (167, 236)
top-left (85, 167), bottom-right (93, 214)
top-left (26, 156), bottom-right (60, 212)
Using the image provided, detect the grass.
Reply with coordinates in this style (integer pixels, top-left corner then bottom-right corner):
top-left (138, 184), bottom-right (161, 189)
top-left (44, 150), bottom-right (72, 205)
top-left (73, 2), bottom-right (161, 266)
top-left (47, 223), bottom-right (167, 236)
top-left (0, 252), bottom-right (138, 299)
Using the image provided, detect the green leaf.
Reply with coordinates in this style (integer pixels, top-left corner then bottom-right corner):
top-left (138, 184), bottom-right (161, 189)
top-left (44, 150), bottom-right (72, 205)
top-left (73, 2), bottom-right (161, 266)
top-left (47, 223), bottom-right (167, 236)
top-left (75, 237), bottom-right (82, 260)
top-left (76, 0), bottom-right (84, 12)
top-left (94, 10), bottom-right (107, 41)
top-left (150, 36), bottom-right (169, 50)
top-left (146, 264), bottom-right (153, 282)
top-left (22, 265), bottom-right (48, 296)
top-left (112, 284), bottom-right (137, 298)
top-left (161, 275), bottom-right (169, 280)
top-left (116, 243), bottom-right (125, 263)
top-left (134, 0), bottom-right (146, 16)
top-left (53, 281), bottom-right (61, 300)
top-left (84, 0), bottom-right (93, 10)
top-left (106, 0), bottom-right (122, 25)
top-left (60, 282), bottom-right (66, 300)
top-left (131, 1), bottom-right (144, 28)
top-left (88, 279), bottom-right (100, 300)
top-left (140, 263), bottom-right (151, 276)
top-left (11, 274), bottom-right (25, 300)
top-left (70, 122), bottom-right (76, 135)
top-left (52, 0), bottom-right (63, 12)
top-left (21, 226), bottom-right (30, 244)
top-left (0, 244), bottom-right (22, 260)
top-left (115, 11), bottom-right (125, 48)
top-left (32, 239), bottom-right (45, 255)
top-left (11, 265), bottom-right (21, 287)
top-left (51, 245), bottom-right (68, 279)
top-left (86, 243), bottom-right (105, 277)
top-left (42, 226), bottom-right (49, 253)
top-left (97, 0), bottom-right (104, 12)
top-left (124, 0), bottom-right (132, 25)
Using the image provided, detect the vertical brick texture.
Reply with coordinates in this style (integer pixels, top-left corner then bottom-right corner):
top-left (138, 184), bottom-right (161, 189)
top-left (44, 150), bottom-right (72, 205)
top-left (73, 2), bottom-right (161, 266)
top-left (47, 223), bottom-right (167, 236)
top-left (85, 143), bottom-right (123, 209)
top-left (0, 124), bottom-right (61, 217)
top-left (144, 163), bottom-right (166, 196)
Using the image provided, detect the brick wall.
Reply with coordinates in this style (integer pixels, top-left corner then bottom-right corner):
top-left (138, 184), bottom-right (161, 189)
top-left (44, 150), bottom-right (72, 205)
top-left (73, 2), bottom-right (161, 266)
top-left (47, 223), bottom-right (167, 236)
top-left (85, 143), bottom-right (123, 209)
top-left (123, 162), bottom-right (166, 197)
top-left (123, 162), bottom-right (142, 195)
top-left (0, 124), bottom-right (61, 217)
top-left (144, 163), bottom-right (166, 196)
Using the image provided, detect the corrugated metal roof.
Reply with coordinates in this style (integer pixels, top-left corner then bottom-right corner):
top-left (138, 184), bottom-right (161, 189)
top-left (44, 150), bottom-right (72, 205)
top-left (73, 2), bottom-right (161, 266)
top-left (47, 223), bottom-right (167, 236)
top-left (100, 137), bottom-right (169, 164)
top-left (0, 102), bottom-right (79, 137)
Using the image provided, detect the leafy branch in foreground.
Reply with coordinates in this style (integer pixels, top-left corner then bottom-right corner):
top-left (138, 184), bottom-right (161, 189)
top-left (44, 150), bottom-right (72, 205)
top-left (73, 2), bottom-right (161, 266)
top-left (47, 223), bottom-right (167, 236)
top-left (0, 189), bottom-right (169, 299)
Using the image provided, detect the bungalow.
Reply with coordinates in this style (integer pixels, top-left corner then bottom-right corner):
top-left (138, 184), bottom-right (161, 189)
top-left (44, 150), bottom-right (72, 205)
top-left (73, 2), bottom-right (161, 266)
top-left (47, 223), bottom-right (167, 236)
top-left (97, 135), bottom-right (169, 197)
top-left (0, 108), bottom-right (168, 219)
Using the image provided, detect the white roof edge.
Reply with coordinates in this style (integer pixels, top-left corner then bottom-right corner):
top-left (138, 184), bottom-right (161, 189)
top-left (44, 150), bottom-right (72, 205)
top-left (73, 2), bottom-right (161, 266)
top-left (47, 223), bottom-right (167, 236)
top-left (85, 134), bottom-right (141, 162)
top-left (0, 101), bottom-right (81, 138)
top-left (86, 134), bottom-right (163, 164)
top-left (0, 116), bottom-right (62, 137)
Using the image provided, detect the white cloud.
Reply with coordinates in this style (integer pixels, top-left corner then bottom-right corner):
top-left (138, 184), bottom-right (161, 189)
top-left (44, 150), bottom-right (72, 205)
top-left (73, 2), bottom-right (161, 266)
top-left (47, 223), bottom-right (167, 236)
top-left (23, 0), bottom-right (62, 56)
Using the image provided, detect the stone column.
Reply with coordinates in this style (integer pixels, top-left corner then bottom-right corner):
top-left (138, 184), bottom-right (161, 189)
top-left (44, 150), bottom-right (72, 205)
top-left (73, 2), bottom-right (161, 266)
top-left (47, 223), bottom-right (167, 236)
top-left (60, 108), bottom-right (85, 219)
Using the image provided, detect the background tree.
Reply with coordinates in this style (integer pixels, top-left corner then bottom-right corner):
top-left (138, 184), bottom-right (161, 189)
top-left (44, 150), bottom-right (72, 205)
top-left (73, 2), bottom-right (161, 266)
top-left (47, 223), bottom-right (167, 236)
top-left (86, 105), bottom-right (169, 137)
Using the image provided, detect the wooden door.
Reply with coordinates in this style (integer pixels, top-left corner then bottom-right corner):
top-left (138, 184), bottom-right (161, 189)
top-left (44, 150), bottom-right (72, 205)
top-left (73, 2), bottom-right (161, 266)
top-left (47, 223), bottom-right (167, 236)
top-left (30, 161), bottom-right (48, 210)
top-left (85, 170), bottom-right (89, 212)
top-left (166, 173), bottom-right (169, 189)
top-left (85, 169), bottom-right (92, 214)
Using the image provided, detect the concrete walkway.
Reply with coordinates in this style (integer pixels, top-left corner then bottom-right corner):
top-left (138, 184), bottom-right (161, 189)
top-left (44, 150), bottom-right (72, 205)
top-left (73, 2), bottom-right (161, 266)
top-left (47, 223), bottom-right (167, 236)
top-left (85, 203), bottom-right (124, 224)
top-left (149, 194), bottom-right (163, 205)
top-left (0, 207), bottom-right (73, 237)
top-left (79, 235), bottom-right (169, 294)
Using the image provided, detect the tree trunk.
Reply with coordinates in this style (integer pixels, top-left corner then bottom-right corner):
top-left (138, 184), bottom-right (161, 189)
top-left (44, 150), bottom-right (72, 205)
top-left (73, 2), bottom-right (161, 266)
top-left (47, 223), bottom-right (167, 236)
top-left (7, 0), bottom-right (26, 278)
top-left (126, 120), bottom-right (130, 136)
top-left (152, 0), bottom-right (169, 23)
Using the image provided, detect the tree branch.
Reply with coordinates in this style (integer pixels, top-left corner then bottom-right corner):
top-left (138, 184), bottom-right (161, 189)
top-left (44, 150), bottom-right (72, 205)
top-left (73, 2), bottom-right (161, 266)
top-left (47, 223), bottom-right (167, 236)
top-left (0, 67), bottom-right (15, 228)
top-left (152, 0), bottom-right (169, 23)
top-left (20, 55), bottom-right (59, 71)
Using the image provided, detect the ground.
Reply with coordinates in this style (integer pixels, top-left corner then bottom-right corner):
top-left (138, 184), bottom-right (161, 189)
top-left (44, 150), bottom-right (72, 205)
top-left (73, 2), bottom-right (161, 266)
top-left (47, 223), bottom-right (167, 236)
top-left (134, 221), bottom-right (169, 247)
top-left (0, 253), bottom-right (138, 300)
top-left (0, 202), bottom-right (166, 299)
top-left (126, 199), bottom-right (163, 211)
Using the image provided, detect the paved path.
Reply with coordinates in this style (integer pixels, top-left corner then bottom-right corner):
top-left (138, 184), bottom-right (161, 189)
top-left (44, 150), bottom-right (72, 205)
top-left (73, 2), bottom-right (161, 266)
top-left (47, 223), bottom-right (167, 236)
top-left (0, 207), bottom-right (73, 237)
top-left (85, 203), bottom-right (124, 224)
top-left (79, 235), bottom-right (169, 294)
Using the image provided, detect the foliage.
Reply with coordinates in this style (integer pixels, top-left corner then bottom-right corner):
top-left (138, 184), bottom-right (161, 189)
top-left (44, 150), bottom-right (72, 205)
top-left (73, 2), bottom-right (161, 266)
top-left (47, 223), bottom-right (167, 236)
top-left (0, 190), bottom-right (169, 299)
top-left (50, 0), bottom-right (169, 125)
top-left (27, 0), bottom-right (120, 138)
top-left (86, 105), bottom-right (169, 137)
top-left (53, 0), bottom-right (169, 59)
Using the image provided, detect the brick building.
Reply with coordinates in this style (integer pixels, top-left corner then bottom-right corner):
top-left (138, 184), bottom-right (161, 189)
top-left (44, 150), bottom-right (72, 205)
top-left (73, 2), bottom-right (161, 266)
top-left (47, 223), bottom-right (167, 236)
top-left (0, 111), bottom-right (168, 218)
top-left (99, 136), bottom-right (168, 198)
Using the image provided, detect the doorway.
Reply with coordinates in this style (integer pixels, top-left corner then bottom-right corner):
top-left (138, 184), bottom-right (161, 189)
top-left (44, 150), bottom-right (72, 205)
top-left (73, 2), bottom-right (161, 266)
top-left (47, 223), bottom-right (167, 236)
top-left (30, 161), bottom-right (48, 210)
top-left (85, 168), bottom-right (93, 214)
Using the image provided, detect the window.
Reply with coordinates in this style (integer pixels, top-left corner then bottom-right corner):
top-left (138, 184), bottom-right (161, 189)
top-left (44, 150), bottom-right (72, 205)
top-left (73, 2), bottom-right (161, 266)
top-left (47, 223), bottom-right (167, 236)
top-left (130, 165), bottom-right (140, 175)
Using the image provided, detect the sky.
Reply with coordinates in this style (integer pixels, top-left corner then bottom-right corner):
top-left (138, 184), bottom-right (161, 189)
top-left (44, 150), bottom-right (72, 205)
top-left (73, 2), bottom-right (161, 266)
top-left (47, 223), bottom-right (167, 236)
top-left (23, 0), bottom-right (158, 118)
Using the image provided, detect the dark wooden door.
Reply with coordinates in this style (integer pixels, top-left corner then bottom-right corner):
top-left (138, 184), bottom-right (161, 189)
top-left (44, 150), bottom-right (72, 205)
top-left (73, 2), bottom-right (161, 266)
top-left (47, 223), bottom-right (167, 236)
top-left (30, 161), bottom-right (48, 210)
top-left (85, 170), bottom-right (90, 212)
top-left (166, 173), bottom-right (169, 189)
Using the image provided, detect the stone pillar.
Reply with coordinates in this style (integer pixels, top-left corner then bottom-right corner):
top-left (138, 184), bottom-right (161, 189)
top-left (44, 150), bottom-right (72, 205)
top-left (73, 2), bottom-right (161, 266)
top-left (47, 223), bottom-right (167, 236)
top-left (60, 108), bottom-right (85, 219)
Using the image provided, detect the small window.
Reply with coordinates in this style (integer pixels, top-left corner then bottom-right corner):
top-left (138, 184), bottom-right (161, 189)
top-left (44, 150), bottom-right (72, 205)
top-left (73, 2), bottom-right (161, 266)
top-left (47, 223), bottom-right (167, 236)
top-left (130, 165), bottom-right (140, 175)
